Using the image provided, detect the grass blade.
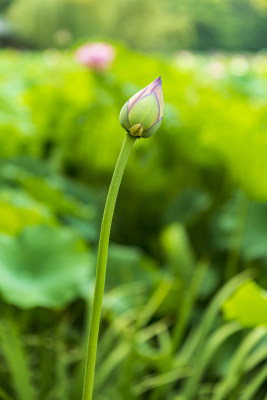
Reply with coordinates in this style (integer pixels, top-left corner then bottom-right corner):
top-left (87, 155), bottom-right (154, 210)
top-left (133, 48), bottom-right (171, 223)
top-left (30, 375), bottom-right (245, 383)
top-left (0, 319), bottom-right (36, 400)
top-left (179, 270), bottom-right (251, 363)
top-left (181, 322), bottom-right (242, 400)
top-left (241, 362), bottom-right (267, 400)
top-left (212, 327), bottom-right (267, 400)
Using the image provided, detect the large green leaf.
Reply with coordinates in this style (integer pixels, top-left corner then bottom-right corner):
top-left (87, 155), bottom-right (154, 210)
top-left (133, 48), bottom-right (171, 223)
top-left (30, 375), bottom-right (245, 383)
top-left (0, 225), bottom-right (92, 309)
top-left (222, 281), bottom-right (267, 328)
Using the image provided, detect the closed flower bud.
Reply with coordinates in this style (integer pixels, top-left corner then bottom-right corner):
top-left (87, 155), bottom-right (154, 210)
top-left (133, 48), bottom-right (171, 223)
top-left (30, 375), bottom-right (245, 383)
top-left (119, 77), bottom-right (163, 138)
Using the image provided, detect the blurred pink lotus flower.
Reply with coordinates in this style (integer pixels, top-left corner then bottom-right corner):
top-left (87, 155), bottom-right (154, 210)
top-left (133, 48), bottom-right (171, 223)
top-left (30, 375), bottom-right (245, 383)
top-left (76, 42), bottom-right (115, 71)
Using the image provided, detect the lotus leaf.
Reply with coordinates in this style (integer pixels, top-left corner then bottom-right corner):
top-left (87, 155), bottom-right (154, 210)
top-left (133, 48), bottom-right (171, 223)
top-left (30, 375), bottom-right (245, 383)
top-left (223, 281), bottom-right (267, 327)
top-left (0, 225), bottom-right (92, 309)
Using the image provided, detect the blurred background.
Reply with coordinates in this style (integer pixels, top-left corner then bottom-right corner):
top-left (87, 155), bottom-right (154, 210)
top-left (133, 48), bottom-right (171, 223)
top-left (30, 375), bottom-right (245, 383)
top-left (0, 0), bottom-right (267, 399)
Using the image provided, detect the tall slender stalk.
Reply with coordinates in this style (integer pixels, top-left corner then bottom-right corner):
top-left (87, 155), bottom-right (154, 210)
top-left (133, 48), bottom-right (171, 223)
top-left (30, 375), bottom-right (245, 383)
top-left (82, 133), bottom-right (136, 400)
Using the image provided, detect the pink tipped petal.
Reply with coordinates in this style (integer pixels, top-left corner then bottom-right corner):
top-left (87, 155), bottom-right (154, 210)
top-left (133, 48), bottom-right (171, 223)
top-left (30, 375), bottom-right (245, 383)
top-left (148, 76), bottom-right (162, 93)
top-left (128, 77), bottom-right (162, 110)
top-left (151, 81), bottom-right (163, 118)
top-left (152, 76), bottom-right (162, 86)
top-left (128, 87), bottom-right (148, 109)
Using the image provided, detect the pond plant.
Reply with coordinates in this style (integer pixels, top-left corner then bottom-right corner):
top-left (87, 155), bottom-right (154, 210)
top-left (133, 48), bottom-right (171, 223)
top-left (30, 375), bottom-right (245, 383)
top-left (81, 77), bottom-right (164, 400)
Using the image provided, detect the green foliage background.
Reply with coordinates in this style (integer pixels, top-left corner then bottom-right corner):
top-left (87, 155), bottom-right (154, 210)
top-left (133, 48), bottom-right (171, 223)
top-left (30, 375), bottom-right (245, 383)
top-left (1, 0), bottom-right (267, 51)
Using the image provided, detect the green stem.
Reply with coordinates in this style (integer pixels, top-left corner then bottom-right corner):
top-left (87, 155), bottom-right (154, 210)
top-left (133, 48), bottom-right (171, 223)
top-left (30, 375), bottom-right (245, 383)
top-left (82, 133), bottom-right (136, 400)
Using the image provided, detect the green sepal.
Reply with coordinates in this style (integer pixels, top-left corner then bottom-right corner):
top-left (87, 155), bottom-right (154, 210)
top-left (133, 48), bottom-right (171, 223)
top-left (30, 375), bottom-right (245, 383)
top-left (119, 102), bottom-right (131, 130)
top-left (142, 118), bottom-right (162, 138)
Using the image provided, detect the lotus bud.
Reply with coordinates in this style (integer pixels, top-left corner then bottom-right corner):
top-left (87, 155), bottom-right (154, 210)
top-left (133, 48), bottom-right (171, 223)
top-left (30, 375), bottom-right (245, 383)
top-left (119, 77), bottom-right (163, 138)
